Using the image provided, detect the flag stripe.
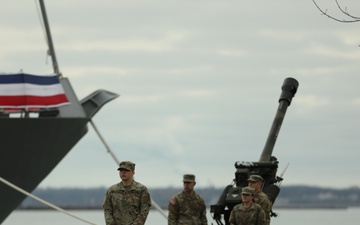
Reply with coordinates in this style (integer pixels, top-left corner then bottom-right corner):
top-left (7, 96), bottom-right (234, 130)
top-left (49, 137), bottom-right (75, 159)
top-left (0, 73), bottom-right (60, 85)
top-left (0, 95), bottom-right (70, 108)
top-left (0, 83), bottom-right (67, 96)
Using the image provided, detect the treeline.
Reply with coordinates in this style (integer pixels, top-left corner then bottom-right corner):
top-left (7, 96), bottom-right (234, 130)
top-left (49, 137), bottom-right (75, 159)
top-left (19, 185), bottom-right (360, 209)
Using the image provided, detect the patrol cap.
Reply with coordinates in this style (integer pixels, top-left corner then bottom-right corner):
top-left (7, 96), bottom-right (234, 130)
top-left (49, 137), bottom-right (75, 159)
top-left (247, 174), bottom-right (264, 183)
top-left (242, 187), bottom-right (255, 195)
top-left (182, 174), bottom-right (195, 182)
top-left (117, 161), bottom-right (135, 171)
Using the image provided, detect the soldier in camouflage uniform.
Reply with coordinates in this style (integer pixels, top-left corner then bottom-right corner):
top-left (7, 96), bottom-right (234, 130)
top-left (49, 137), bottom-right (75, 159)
top-left (103, 161), bottom-right (151, 225)
top-left (247, 175), bottom-right (272, 225)
top-left (229, 187), bottom-right (266, 225)
top-left (168, 174), bottom-right (208, 225)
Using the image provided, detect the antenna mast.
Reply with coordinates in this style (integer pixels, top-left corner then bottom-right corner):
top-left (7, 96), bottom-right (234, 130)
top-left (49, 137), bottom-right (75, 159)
top-left (39, 0), bottom-right (61, 77)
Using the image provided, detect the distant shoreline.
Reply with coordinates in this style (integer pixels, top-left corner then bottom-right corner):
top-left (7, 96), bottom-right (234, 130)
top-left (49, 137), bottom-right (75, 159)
top-left (19, 186), bottom-right (360, 211)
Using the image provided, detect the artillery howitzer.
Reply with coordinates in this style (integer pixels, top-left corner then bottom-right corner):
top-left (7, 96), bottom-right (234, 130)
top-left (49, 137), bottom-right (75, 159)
top-left (210, 77), bottom-right (299, 225)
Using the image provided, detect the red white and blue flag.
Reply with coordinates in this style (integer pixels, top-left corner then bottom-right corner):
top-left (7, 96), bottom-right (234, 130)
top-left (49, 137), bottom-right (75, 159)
top-left (0, 73), bottom-right (70, 109)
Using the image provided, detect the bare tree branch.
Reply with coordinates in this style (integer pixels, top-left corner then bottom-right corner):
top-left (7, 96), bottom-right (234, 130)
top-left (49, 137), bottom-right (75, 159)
top-left (312, 0), bottom-right (360, 23)
top-left (335, 0), bottom-right (360, 20)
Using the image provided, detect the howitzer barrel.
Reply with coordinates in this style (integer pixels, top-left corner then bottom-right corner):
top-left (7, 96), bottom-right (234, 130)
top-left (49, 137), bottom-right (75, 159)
top-left (259, 77), bottom-right (298, 162)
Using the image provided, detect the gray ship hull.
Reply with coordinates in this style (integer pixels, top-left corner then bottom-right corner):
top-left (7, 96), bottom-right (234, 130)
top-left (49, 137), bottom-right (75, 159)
top-left (0, 118), bottom-right (88, 223)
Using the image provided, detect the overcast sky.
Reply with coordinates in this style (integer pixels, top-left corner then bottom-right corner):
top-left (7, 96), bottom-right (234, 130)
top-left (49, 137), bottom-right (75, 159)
top-left (1, 0), bottom-right (360, 190)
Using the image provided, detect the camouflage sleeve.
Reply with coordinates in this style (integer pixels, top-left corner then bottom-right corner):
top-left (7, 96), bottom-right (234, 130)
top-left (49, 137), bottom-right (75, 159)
top-left (264, 198), bottom-right (272, 225)
top-left (257, 207), bottom-right (266, 225)
top-left (102, 189), bottom-right (116, 225)
top-left (260, 193), bottom-right (272, 224)
top-left (228, 209), bottom-right (236, 225)
top-left (200, 199), bottom-right (208, 225)
top-left (132, 187), bottom-right (152, 225)
top-left (168, 196), bottom-right (179, 225)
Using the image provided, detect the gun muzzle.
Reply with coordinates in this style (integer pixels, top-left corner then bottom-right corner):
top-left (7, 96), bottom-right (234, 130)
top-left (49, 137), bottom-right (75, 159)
top-left (279, 77), bottom-right (299, 105)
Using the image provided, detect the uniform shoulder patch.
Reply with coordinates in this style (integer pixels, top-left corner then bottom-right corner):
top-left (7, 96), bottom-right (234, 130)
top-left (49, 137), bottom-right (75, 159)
top-left (170, 199), bottom-right (176, 205)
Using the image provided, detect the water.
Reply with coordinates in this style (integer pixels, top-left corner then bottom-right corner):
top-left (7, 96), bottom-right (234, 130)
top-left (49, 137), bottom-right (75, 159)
top-left (2, 208), bottom-right (359, 225)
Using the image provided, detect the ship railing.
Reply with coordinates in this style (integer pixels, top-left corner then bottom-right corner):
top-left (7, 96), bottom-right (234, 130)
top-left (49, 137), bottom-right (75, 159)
top-left (0, 107), bottom-right (59, 118)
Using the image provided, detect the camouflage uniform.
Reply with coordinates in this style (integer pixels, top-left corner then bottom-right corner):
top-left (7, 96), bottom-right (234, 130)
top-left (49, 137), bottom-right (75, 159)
top-left (168, 190), bottom-right (208, 225)
top-left (248, 175), bottom-right (272, 225)
top-left (253, 190), bottom-right (271, 225)
top-left (228, 202), bottom-right (266, 225)
top-left (103, 180), bottom-right (151, 225)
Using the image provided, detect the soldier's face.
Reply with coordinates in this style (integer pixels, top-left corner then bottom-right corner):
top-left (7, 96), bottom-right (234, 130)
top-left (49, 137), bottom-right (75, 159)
top-left (119, 169), bottom-right (134, 181)
top-left (248, 181), bottom-right (261, 191)
top-left (241, 193), bottom-right (253, 203)
top-left (183, 181), bottom-right (195, 192)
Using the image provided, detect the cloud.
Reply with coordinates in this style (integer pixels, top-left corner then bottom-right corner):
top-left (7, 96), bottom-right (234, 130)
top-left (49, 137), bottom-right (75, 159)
top-left (57, 31), bottom-right (191, 52)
